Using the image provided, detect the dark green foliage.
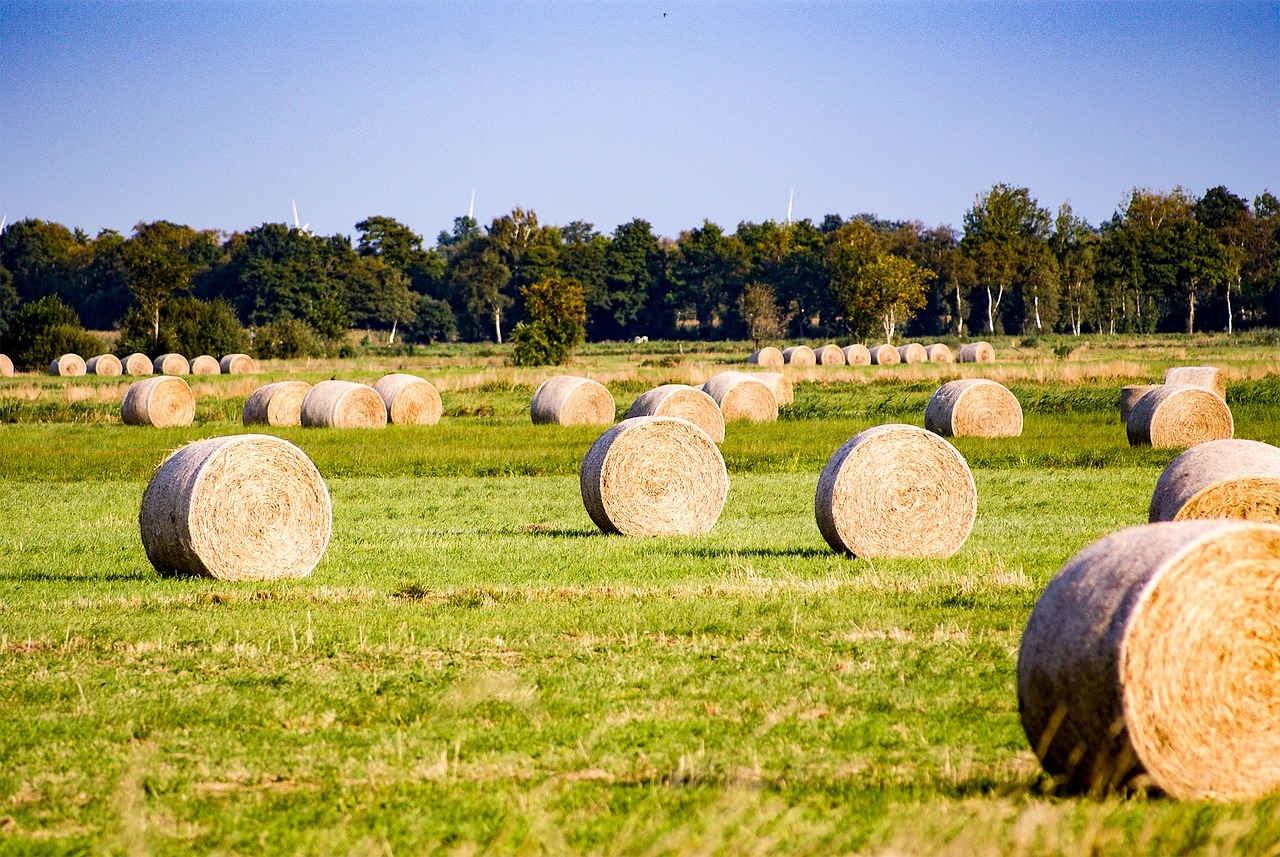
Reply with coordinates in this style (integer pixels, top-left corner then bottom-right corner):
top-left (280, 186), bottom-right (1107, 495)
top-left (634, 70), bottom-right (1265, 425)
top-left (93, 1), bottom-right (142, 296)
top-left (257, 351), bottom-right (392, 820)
top-left (509, 275), bottom-right (586, 366)
top-left (252, 317), bottom-right (320, 359)
top-left (116, 297), bottom-right (249, 357)
top-left (405, 295), bottom-right (457, 344)
top-left (1, 295), bottom-right (103, 370)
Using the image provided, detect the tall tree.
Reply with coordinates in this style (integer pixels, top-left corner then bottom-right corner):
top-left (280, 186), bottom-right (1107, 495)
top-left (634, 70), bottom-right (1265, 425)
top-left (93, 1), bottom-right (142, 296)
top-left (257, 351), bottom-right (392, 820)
top-left (444, 237), bottom-right (512, 342)
top-left (1051, 204), bottom-right (1098, 336)
top-left (961, 183), bottom-right (1056, 334)
top-left (122, 221), bottom-right (218, 342)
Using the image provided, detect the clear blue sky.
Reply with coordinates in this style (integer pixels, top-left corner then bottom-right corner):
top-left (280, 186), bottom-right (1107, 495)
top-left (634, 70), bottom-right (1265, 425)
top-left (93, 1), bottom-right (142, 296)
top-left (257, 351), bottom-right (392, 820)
top-left (2, 1), bottom-right (1277, 241)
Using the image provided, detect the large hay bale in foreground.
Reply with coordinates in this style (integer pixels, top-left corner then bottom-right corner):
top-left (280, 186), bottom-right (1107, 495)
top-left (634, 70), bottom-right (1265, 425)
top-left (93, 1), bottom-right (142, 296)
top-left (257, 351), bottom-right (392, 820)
top-left (530, 376), bottom-right (615, 426)
top-left (958, 341), bottom-right (996, 363)
top-left (925, 343), bottom-right (954, 363)
top-left (300, 380), bottom-right (387, 429)
top-left (868, 344), bottom-right (900, 365)
top-left (139, 434), bottom-right (332, 581)
top-left (48, 354), bottom-right (85, 376)
top-left (219, 353), bottom-right (256, 375)
top-left (153, 353), bottom-right (190, 375)
top-left (86, 354), bottom-right (122, 376)
top-left (581, 416), bottom-right (729, 536)
top-left (1164, 366), bottom-right (1226, 400)
top-left (925, 379), bottom-right (1023, 438)
top-left (123, 353), bottom-right (153, 375)
top-left (190, 355), bottom-right (221, 375)
top-left (122, 376), bottom-right (196, 427)
top-left (700, 371), bottom-right (778, 422)
top-left (1127, 385), bottom-right (1233, 448)
top-left (747, 346), bottom-right (784, 367)
top-left (815, 424), bottom-right (977, 558)
top-left (1149, 439), bottom-right (1280, 523)
top-left (782, 345), bottom-right (816, 365)
top-left (0, 354), bottom-right (12, 377)
top-left (626, 384), bottom-right (725, 443)
top-left (843, 344), bottom-right (871, 366)
top-left (242, 381), bottom-right (312, 427)
top-left (373, 373), bottom-right (443, 426)
top-left (815, 344), bottom-right (845, 365)
top-left (1017, 520), bottom-right (1280, 799)
top-left (897, 343), bottom-right (927, 364)
top-left (753, 372), bottom-right (793, 407)
top-left (1119, 384), bottom-right (1161, 423)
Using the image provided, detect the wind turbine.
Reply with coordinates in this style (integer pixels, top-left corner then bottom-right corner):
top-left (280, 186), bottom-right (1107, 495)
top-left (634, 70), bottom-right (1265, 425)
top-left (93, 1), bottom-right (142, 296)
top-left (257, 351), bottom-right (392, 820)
top-left (291, 200), bottom-right (311, 234)
top-left (786, 190), bottom-right (794, 226)
top-left (468, 189), bottom-right (475, 221)
top-left (0, 215), bottom-right (6, 233)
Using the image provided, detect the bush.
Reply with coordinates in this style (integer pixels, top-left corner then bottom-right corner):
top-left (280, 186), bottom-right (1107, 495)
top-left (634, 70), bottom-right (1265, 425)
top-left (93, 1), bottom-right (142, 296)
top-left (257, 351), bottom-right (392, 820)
top-left (405, 296), bottom-right (457, 345)
top-left (252, 318), bottom-right (319, 360)
top-left (508, 276), bottom-right (585, 367)
top-left (1, 296), bottom-right (104, 370)
top-left (116, 297), bottom-right (250, 357)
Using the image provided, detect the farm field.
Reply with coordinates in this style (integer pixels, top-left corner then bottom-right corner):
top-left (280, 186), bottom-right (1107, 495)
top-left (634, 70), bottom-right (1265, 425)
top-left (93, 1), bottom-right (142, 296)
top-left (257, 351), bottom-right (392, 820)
top-left (2, 336), bottom-right (1280, 855)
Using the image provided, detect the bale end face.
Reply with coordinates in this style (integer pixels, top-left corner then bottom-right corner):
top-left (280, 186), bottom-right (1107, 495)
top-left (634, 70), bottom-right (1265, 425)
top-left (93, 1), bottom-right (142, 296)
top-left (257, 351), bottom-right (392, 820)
top-left (531, 376), bottom-right (616, 425)
top-left (243, 381), bottom-right (312, 427)
top-left (868, 345), bottom-right (900, 365)
top-left (373, 373), bottom-right (443, 425)
top-left (843, 344), bottom-right (871, 366)
top-left (747, 347), bottom-right (784, 367)
top-left (782, 345), bottom-right (816, 366)
top-left (958, 341), bottom-right (996, 363)
top-left (190, 355), bottom-right (221, 375)
top-left (924, 379), bottom-right (1023, 438)
top-left (815, 344), bottom-right (845, 365)
top-left (700, 372), bottom-right (778, 422)
top-left (1127, 386), bottom-right (1233, 449)
top-left (625, 384), bottom-right (725, 443)
top-left (1149, 439), bottom-right (1280, 523)
top-left (122, 376), bottom-right (196, 427)
top-left (301, 380), bottom-right (388, 429)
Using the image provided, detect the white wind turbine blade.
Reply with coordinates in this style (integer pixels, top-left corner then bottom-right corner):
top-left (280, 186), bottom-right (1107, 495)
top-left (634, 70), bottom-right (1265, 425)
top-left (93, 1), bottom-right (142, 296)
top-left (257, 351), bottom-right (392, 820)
top-left (292, 199), bottom-right (300, 229)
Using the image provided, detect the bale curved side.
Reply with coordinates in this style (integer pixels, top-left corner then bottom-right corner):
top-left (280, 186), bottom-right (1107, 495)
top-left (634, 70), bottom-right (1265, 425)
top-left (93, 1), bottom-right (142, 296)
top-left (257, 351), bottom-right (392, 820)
top-left (958, 341), bottom-right (996, 363)
top-left (752, 372), bottom-right (794, 408)
top-left (300, 380), bottom-right (388, 429)
top-left (815, 344), bottom-right (846, 365)
top-left (925, 344), bottom-right (954, 363)
top-left (373, 373), bottom-right (443, 425)
top-left (48, 354), bottom-right (86, 376)
top-left (242, 381), bottom-right (312, 427)
top-left (153, 353), bottom-right (190, 375)
top-left (530, 376), bottom-right (615, 425)
top-left (625, 384), bottom-right (726, 443)
top-left (868, 344), bottom-right (900, 365)
top-left (1119, 385), bottom-right (1161, 423)
top-left (700, 372), bottom-right (778, 422)
top-left (897, 343), bottom-right (927, 364)
top-left (190, 355), bottom-right (221, 375)
top-left (0, 354), bottom-right (12, 377)
top-left (219, 353), bottom-right (256, 374)
top-left (1149, 439), bottom-right (1280, 523)
top-left (842, 344), bottom-right (871, 366)
top-left (924, 379), bottom-right (1023, 438)
top-left (86, 354), bottom-right (123, 376)
top-left (123, 353), bottom-right (153, 375)
top-left (122, 376), bottom-right (196, 427)
top-left (782, 345), bottom-right (816, 365)
top-left (1127, 386), bottom-right (1233, 448)
top-left (747, 346), bottom-right (784, 367)
top-left (1164, 366), bottom-right (1225, 400)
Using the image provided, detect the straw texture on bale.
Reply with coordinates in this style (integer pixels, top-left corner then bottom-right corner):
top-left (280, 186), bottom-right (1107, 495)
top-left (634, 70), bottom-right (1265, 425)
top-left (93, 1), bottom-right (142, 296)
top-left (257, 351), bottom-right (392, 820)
top-left (153, 353), bottom-right (190, 375)
top-left (0, 354), bottom-right (12, 377)
top-left (580, 416), bottom-right (729, 536)
top-left (924, 379), bottom-right (1024, 438)
top-left (815, 423), bottom-right (977, 558)
top-left (925, 343), bottom-right (954, 363)
top-left (86, 354), bottom-right (122, 376)
top-left (815, 344), bottom-right (846, 365)
top-left (897, 343), bottom-right (927, 364)
top-left (373, 373), bottom-right (443, 426)
top-left (1127, 385), bottom-right (1233, 448)
top-left (242, 381), bottom-right (312, 427)
top-left (700, 371), bottom-right (778, 422)
top-left (868, 344), bottom-right (900, 365)
top-left (782, 345), bottom-right (816, 365)
top-left (625, 384), bottom-right (725, 443)
top-left (139, 434), bottom-right (332, 581)
top-left (746, 346), bottom-right (784, 367)
top-left (1119, 385), bottom-right (1161, 423)
top-left (190, 355), bottom-right (221, 375)
top-left (48, 353), bottom-right (85, 376)
top-left (958, 341), bottom-right (996, 363)
top-left (530, 376), bottom-right (615, 426)
top-left (1164, 366), bottom-right (1226, 400)
top-left (1017, 520), bottom-right (1280, 800)
top-left (1149, 439), bottom-right (1280, 523)
top-left (300, 380), bottom-right (387, 429)
top-left (842, 344), bottom-right (871, 366)
top-left (219, 353), bottom-right (256, 375)
top-left (122, 376), bottom-right (196, 427)
top-left (123, 353), bottom-right (153, 375)
top-left (753, 371), bottom-right (794, 407)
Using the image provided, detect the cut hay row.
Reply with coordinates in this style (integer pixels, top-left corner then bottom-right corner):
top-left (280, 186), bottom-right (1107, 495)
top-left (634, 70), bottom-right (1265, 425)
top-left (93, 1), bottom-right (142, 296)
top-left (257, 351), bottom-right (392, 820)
top-left (815, 344), bottom-right (845, 365)
top-left (744, 342), bottom-right (963, 368)
top-left (122, 376), bottom-right (196, 428)
top-left (1127, 385), bottom-right (1233, 448)
top-left (752, 372), bottom-right (793, 407)
top-left (924, 379), bottom-right (1023, 438)
top-left (868, 344), bottom-right (900, 365)
top-left (153, 353), bottom-right (190, 375)
top-left (897, 343), bottom-right (927, 364)
top-left (782, 345), bottom-right (816, 365)
top-left (243, 381), bottom-right (312, 427)
top-left (0, 354), bottom-right (12, 377)
top-left (580, 416), bottom-right (729, 536)
top-left (843, 344), bottom-right (871, 365)
top-left (86, 354), bottom-right (122, 376)
top-left (1119, 384), bottom-right (1161, 423)
top-left (1150, 439), bottom-right (1280, 523)
top-left (123, 353), bottom-right (153, 375)
top-left (190, 355), bottom-right (221, 375)
top-left (959, 341), bottom-right (996, 363)
top-left (531, 376), bottom-right (615, 426)
top-left (373, 373), bottom-right (443, 426)
top-left (219, 353), bottom-right (256, 374)
top-left (139, 434), bottom-right (332, 581)
top-left (1017, 520), bottom-right (1280, 800)
top-left (1164, 366), bottom-right (1225, 400)
top-left (625, 384), bottom-right (725, 443)
top-left (48, 353), bottom-right (86, 376)
top-left (301, 380), bottom-right (387, 428)
top-left (746, 346), bottom-right (784, 367)
top-left (700, 371), bottom-right (778, 422)
top-left (815, 423), bottom-right (977, 558)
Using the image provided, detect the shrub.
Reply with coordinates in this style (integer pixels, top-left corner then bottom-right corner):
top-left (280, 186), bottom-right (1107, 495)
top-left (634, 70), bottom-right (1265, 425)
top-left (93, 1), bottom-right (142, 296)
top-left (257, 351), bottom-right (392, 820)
top-left (509, 276), bottom-right (585, 367)
top-left (253, 318), bottom-right (320, 360)
top-left (117, 297), bottom-right (250, 358)
top-left (405, 296), bottom-right (457, 345)
top-left (1, 296), bottom-right (104, 370)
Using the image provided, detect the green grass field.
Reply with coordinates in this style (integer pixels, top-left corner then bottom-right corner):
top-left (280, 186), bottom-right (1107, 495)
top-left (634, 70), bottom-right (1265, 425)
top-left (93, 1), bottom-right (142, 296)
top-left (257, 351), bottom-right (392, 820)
top-left (2, 338), bottom-right (1280, 855)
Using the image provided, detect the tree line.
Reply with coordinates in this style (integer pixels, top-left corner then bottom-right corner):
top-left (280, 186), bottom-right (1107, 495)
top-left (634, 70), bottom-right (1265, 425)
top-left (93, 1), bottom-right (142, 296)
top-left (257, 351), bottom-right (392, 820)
top-left (0, 183), bottom-right (1277, 369)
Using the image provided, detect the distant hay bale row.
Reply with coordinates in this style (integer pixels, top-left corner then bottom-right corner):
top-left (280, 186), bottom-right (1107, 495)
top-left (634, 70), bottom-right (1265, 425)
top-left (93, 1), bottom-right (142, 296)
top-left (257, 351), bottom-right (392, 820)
top-left (748, 342), bottom-right (956, 367)
top-left (626, 384), bottom-right (725, 443)
top-left (531, 376), bottom-right (615, 425)
top-left (190, 355), bottom-right (220, 375)
top-left (301, 380), bottom-right (387, 428)
top-left (700, 372), bottom-right (778, 422)
top-left (925, 379), bottom-right (1023, 438)
top-left (897, 343), bottom-right (927, 364)
top-left (373, 373), bottom-right (442, 425)
top-left (843, 344), bottom-right (871, 365)
top-left (122, 376), bottom-right (196, 427)
top-left (0, 354), bottom-right (12, 377)
top-left (243, 381), bottom-right (312, 427)
top-left (48, 354), bottom-right (85, 376)
top-left (1127, 386), bottom-right (1233, 449)
top-left (1150, 439), bottom-right (1280, 523)
top-left (139, 434), bottom-right (332, 581)
top-left (747, 346), bottom-right (784, 366)
top-left (868, 344), bottom-right (899, 365)
top-left (86, 354), bottom-right (122, 376)
top-left (219, 353), bottom-right (256, 374)
top-left (154, 353), bottom-right (189, 375)
top-left (124, 353), bottom-right (153, 375)
top-left (815, 344), bottom-right (845, 365)
top-left (782, 345), bottom-right (815, 365)
top-left (958, 341), bottom-right (996, 363)
top-left (1018, 520), bottom-right (1280, 800)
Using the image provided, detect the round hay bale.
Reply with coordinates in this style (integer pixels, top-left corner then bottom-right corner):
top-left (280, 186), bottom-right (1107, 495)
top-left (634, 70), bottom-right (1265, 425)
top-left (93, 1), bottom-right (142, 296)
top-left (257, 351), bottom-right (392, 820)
top-left (0, 354), bottom-right (12, 377)
top-left (153, 353), bottom-right (190, 375)
top-left (815, 344), bottom-right (846, 365)
top-left (925, 343), bottom-right (954, 363)
top-left (373, 373), bottom-right (443, 426)
top-left (958, 341), bottom-right (996, 363)
top-left (746, 346), bottom-right (784, 367)
top-left (815, 423), bottom-right (977, 558)
top-left (868, 344), bottom-right (900, 365)
top-left (581, 416), bottom-right (729, 536)
top-left (123, 353), bottom-right (153, 375)
top-left (121, 376), bottom-right (196, 427)
top-left (1149, 439), bottom-right (1280, 523)
top-left (139, 434), bottom-right (332, 581)
top-left (1164, 366), bottom-right (1225, 400)
top-left (1119, 384), bottom-right (1161, 423)
top-left (1127, 385), bottom-right (1233, 449)
top-left (700, 371), bottom-right (778, 422)
top-left (1016, 520), bottom-right (1280, 800)
top-left (924, 379), bottom-right (1023, 438)
top-left (48, 353), bottom-right (86, 376)
top-left (219, 353), bottom-right (256, 375)
top-left (530, 376), bottom-right (615, 426)
top-left (242, 380), bottom-right (312, 427)
top-left (626, 384), bottom-right (725, 444)
top-left (782, 345), bottom-right (816, 365)
top-left (190, 355), bottom-right (221, 375)
top-left (842, 344), bottom-right (871, 366)
top-left (86, 354), bottom-right (122, 376)
top-left (897, 343), bottom-right (927, 364)
top-left (300, 380), bottom-right (387, 429)
top-left (753, 372), bottom-right (793, 407)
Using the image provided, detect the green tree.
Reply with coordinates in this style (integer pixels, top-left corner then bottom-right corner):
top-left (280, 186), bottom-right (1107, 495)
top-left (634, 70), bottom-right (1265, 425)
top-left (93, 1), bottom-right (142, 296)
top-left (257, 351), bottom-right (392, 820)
top-left (601, 219), bottom-right (662, 339)
top-left (356, 215), bottom-right (446, 297)
top-left (1, 295), bottom-right (103, 371)
top-left (445, 237), bottom-right (512, 342)
top-left (833, 252), bottom-right (932, 343)
top-left (404, 296), bottom-right (457, 344)
top-left (961, 183), bottom-right (1056, 334)
top-left (0, 218), bottom-right (84, 305)
top-left (121, 221), bottom-right (222, 344)
top-left (1051, 204), bottom-right (1098, 336)
top-left (509, 275), bottom-right (586, 366)
top-left (738, 282), bottom-right (784, 347)
top-left (117, 297), bottom-right (249, 357)
top-left (671, 221), bottom-right (748, 338)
